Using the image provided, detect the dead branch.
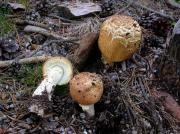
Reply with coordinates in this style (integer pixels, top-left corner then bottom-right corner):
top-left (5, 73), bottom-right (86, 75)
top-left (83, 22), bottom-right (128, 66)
top-left (24, 25), bottom-right (78, 40)
top-left (0, 55), bottom-right (52, 68)
top-left (0, 14), bottom-right (21, 18)
top-left (48, 14), bottom-right (80, 23)
top-left (14, 19), bottom-right (49, 29)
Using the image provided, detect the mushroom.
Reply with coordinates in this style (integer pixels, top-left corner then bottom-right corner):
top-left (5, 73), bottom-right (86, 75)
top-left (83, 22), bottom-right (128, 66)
top-left (33, 57), bottom-right (73, 100)
top-left (98, 15), bottom-right (142, 64)
top-left (70, 72), bottom-right (103, 117)
top-left (30, 57), bottom-right (73, 116)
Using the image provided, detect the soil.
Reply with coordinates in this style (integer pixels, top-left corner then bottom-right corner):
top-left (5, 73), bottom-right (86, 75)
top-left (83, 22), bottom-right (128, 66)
top-left (0, 0), bottom-right (180, 134)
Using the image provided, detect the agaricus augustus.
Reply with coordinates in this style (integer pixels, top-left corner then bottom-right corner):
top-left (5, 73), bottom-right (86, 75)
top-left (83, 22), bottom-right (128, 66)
top-left (30, 57), bottom-right (73, 116)
top-left (70, 72), bottom-right (103, 117)
top-left (98, 15), bottom-right (142, 64)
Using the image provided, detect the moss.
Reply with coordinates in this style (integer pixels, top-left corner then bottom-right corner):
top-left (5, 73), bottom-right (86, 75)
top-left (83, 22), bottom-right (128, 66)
top-left (16, 63), bottom-right (42, 86)
top-left (0, 15), bottom-right (15, 36)
top-left (0, 63), bottom-right (43, 97)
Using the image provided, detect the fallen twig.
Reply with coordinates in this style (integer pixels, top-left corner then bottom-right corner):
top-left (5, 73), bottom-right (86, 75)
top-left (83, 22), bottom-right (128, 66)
top-left (24, 25), bottom-right (78, 40)
top-left (14, 19), bottom-right (49, 29)
top-left (0, 13), bottom-right (21, 18)
top-left (0, 55), bottom-right (52, 68)
top-left (48, 14), bottom-right (80, 23)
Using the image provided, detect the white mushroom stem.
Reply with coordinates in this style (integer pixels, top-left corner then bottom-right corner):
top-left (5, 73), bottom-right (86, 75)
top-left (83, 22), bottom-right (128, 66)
top-left (79, 104), bottom-right (95, 117)
top-left (33, 66), bottom-right (64, 100)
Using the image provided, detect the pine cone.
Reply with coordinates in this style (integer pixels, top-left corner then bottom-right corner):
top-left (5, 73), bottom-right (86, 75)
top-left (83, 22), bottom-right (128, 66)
top-left (52, 93), bottom-right (74, 116)
top-left (0, 38), bottom-right (19, 60)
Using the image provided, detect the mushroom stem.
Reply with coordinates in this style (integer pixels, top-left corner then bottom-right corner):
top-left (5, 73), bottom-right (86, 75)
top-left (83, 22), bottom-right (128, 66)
top-left (79, 104), bottom-right (95, 117)
top-left (33, 66), bottom-right (64, 100)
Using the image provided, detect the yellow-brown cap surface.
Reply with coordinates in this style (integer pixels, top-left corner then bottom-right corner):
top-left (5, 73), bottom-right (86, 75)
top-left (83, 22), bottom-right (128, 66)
top-left (70, 72), bottom-right (103, 105)
top-left (98, 15), bottom-right (142, 63)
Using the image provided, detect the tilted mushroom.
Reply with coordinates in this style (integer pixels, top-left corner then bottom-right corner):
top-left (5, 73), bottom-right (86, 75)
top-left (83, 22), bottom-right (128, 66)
top-left (98, 15), bottom-right (142, 64)
top-left (29, 57), bottom-right (73, 116)
top-left (70, 72), bottom-right (103, 117)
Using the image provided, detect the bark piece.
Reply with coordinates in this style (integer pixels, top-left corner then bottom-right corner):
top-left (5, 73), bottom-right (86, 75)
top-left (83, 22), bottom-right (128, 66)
top-left (68, 32), bottom-right (99, 70)
top-left (55, 2), bottom-right (101, 19)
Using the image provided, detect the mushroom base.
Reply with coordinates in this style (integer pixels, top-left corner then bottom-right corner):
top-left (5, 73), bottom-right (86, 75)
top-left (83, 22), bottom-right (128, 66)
top-left (33, 66), bottom-right (64, 100)
top-left (79, 104), bottom-right (95, 117)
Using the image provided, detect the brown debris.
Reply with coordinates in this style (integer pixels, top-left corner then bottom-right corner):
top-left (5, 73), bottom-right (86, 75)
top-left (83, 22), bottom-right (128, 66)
top-left (152, 90), bottom-right (180, 122)
top-left (68, 32), bottom-right (99, 70)
top-left (0, 128), bottom-right (7, 134)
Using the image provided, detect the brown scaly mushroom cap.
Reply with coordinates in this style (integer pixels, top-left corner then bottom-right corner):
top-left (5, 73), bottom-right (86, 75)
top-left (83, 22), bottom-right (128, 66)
top-left (98, 15), bottom-right (142, 64)
top-left (70, 72), bottom-right (103, 105)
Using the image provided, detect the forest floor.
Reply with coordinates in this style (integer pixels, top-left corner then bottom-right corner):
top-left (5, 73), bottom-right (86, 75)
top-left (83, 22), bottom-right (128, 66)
top-left (0, 0), bottom-right (180, 134)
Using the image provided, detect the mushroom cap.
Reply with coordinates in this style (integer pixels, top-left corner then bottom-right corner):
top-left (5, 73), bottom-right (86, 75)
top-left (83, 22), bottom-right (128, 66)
top-left (70, 72), bottom-right (103, 105)
top-left (42, 57), bottom-right (73, 85)
top-left (98, 15), bottom-right (142, 63)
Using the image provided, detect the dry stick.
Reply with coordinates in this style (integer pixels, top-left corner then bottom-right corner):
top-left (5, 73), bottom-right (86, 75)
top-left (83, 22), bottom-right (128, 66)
top-left (48, 14), bottom-right (80, 23)
top-left (14, 19), bottom-right (49, 29)
top-left (0, 56), bottom-right (52, 68)
top-left (24, 25), bottom-right (78, 40)
top-left (0, 13), bottom-right (21, 18)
